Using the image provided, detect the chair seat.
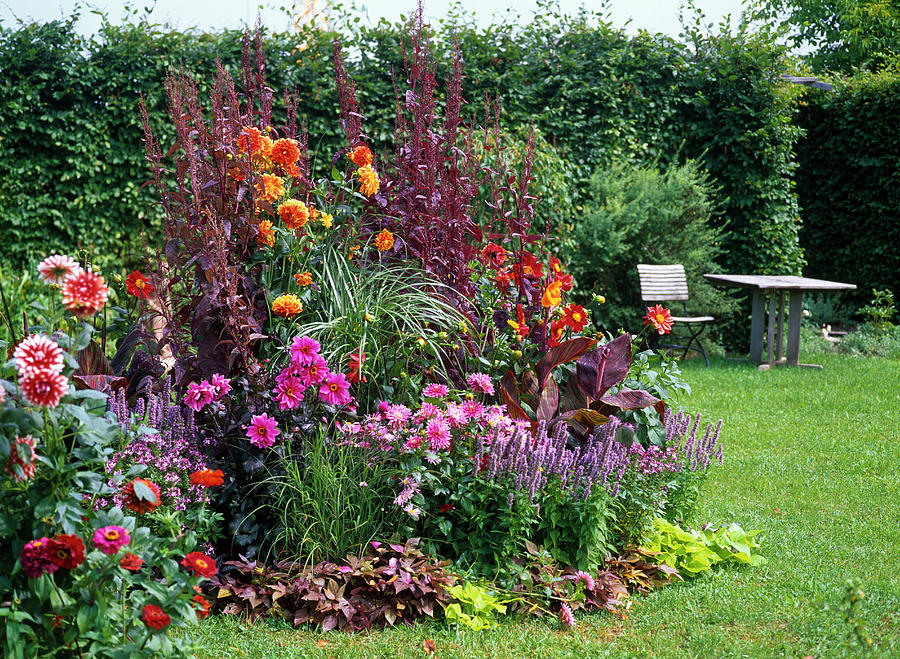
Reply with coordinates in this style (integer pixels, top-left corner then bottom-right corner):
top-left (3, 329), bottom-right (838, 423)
top-left (671, 315), bottom-right (714, 323)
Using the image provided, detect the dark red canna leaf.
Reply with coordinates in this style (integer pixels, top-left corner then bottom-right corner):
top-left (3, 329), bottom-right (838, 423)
top-left (599, 388), bottom-right (661, 411)
top-left (535, 337), bottom-right (597, 387)
top-left (575, 333), bottom-right (633, 400)
top-left (536, 377), bottom-right (558, 422)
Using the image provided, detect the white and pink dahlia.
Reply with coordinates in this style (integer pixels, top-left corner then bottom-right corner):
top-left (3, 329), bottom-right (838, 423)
top-left (19, 371), bottom-right (68, 408)
top-left (37, 254), bottom-right (81, 285)
top-left (62, 269), bottom-right (109, 318)
top-left (13, 334), bottom-right (64, 378)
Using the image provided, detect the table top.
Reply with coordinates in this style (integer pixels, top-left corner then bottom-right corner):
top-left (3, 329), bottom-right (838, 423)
top-left (703, 274), bottom-right (856, 291)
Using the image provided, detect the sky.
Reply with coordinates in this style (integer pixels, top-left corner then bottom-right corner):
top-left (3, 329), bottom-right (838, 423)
top-left (0, 0), bottom-right (750, 37)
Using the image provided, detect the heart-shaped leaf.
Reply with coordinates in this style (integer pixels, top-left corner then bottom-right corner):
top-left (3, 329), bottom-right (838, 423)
top-left (575, 333), bottom-right (632, 400)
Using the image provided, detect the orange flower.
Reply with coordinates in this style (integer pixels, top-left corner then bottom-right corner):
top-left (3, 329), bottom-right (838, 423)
top-left (256, 220), bottom-right (275, 247)
top-left (357, 165), bottom-right (380, 197)
top-left (254, 135), bottom-right (274, 165)
top-left (256, 173), bottom-right (285, 202)
top-left (548, 319), bottom-right (566, 347)
top-left (348, 245), bottom-right (361, 260)
top-left (189, 469), bottom-right (224, 488)
top-left (561, 304), bottom-right (588, 332)
top-left (270, 138), bottom-right (300, 170)
top-left (236, 126), bottom-right (265, 155)
top-left (308, 206), bottom-right (319, 223)
top-left (374, 229), bottom-right (394, 252)
top-left (294, 272), bottom-right (313, 286)
top-left (541, 280), bottom-right (563, 309)
top-left (272, 294), bottom-right (303, 318)
top-left (643, 305), bottom-right (674, 335)
top-left (192, 594), bottom-right (211, 620)
top-left (227, 166), bottom-right (246, 181)
top-left (125, 271), bottom-right (154, 299)
top-left (348, 144), bottom-right (374, 167)
top-left (278, 199), bottom-right (309, 229)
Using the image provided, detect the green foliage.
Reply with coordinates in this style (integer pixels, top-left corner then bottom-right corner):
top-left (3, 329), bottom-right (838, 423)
top-left (534, 482), bottom-right (615, 572)
top-left (696, 523), bottom-right (767, 567)
top-left (573, 159), bottom-right (736, 335)
top-left (858, 289), bottom-right (896, 336)
top-left (445, 583), bottom-right (509, 631)
top-left (836, 323), bottom-right (900, 359)
top-left (796, 72), bottom-right (900, 310)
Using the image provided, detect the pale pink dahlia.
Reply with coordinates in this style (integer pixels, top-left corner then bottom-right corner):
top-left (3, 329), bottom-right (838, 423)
top-left (92, 526), bottom-right (130, 555)
top-left (61, 269), bottom-right (109, 318)
top-left (273, 375), bottom-right (305, 410)
top-left (426, 417), bottom-right (452, 451)
top-left (467, 372), bottom-right (495, 395)
top-left (289, 335), bottom-right (321, 366)
top-left (19, 372), bottom-right (68, 408)
top-left (422, 383), bottom-right (449, 399)
top-left (37, 254), bottom-right (81, 285)
top-left (385, 404), bottom-right (412, 429)
top-left (246, 413), bottom-right (280, 449)
top-left (13, 334), bottom-right (64, 378)
top-left (319, 372), bottom-right (352, 406)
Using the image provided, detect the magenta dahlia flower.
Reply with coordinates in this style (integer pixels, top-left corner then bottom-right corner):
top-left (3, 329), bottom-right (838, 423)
top-left (246, 413), bottom-right (280, 449)
top-left (422, 383), bottom-right (449, 399)
top-left (273, 375), bottom-right (305, 410)
top-left (426, 417), bottom-right (452, 451)
top-left (183, 381), bottom-right (215, 412)
top-left (319, 372), bottom-right (352, 406)
top-left (467, 372), bottom-right (495, 395)
top-left (289, 335), bottom-right (321, 366)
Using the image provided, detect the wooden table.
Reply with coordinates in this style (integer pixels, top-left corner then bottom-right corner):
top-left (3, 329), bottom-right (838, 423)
top-left (703, 274), bottom-right (856, 368)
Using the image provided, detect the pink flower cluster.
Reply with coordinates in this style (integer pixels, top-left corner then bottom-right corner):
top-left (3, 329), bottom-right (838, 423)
top-left (13, 334), bottom-right (68, 408)
top-left (183, 374), bottom-right (232, 412)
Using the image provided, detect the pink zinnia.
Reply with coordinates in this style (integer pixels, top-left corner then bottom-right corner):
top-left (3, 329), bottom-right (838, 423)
top-left (298, 354), bottom-right (329, 387)
top-left (183, 381), bottom-right (215, 412)
top-left (467, 372), bottom-right (495, 395)
top-left (14, 334), bottom-right (64, 378)
top-left (61, 268), bottom-right (109, 318)
top-left (208, 373), bottom-right (232, 400)
top-left (19, 371), bottom-right (68, 408)
top-left (289, 335), bottom-right (321, 366)
top-left (246, 413), bottom-right (280, 449)
top-left (273, 375), bottom-right (305, 410)
top-left (92, 526), bottom-right (130, 555)
top-left (385, 404), bottom-right (412, 429)
top-left (37, 254), bottom-right (81, 285)
top-left (19, 538), bottom-right (59, 579)
top-left (422, 383), bottom-right (449, 399)
top-left (319, 372), bottom-right (352, 406)
top-left (426, 417), bottom-right (452, 451)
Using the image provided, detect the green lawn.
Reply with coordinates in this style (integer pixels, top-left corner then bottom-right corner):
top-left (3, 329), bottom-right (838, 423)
top-left (192, 354), bottom-right (900, 658)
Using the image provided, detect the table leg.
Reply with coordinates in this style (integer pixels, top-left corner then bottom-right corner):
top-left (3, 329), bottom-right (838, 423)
top-left (786, 290), bottom-right (804, 366)
top-left (776, 291), bottom-right (785, 363)
top-left (749, 290), bottom-right (765, 364)
top-left (766, 292), bottom-right (777, 365)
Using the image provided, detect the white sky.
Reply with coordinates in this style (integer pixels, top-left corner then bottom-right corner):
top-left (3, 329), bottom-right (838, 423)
top-left (0, 0), bottom-right (749, 37)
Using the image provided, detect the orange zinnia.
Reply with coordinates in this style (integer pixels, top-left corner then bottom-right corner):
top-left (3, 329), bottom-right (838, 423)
top-left (374, 229), bottom-right (394, 252)
top-left (272, 294), bottom-right (303, 318)
top-left (189, 469), bottom-right (225, 488)
top-left (541, 280), bottom-right (563, 309)
top-left (357, 165), bottom-right (379, 197)
top-left (348, 144), bottom-right (374, 167)
top-left (643, 305), bottom-right (674, 335)
top-left (256, 174), bottom-right (285, 202)
top-left (278, 199), bottom-right (309, 230)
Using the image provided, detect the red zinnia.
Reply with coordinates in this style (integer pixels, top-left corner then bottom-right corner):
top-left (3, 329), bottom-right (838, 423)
top-left (189, 469), bottom-right (224, 488)
top-left (192, 594), bottom-right (211, 620)
top-left (125, 271), bottom-right (154, 299)
top-left (46, 534), bottom-right (85, 570)
top-left (643, 305), bottom-right (674, 335)
top-left (561, 304), bottom-right (588, 332)
top-left (120, 553), bottom-right (144, 571)
top-left (122, 478), bottom-right (161, 514)
top-left (181, 552), bottom-right (217, 578)
top-left (141, 604), bottom-right (171, 630)
top-left (61, 269), bottom-right (109, 318)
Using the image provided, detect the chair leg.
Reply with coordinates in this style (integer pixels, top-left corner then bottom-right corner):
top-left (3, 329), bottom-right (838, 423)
top-left (661, 323), bottom-right (710, 367)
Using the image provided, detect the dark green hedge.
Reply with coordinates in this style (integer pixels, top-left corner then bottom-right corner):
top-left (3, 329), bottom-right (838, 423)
top-left (0, 14), bottom-right (804, 283)
top-left (795, 72), bottom-right (900, 308)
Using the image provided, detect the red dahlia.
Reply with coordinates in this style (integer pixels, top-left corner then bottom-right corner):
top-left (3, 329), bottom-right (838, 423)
top-left (13, 334), bottom-right (64, 378)
top-left (46, 534), bottom-right (85, 570)
top-left (643, 305), bottom-right (674, 335)
top-left (19, 371), bottom-right (68, 408)
top-left (124, 271), bottom-right (154, 299)
top-left (141, 604), bottom-right (171, 630)
top-left (181, 552), bottom-right (217, 578)
top-left (561, 304), bottom-right (588, 332)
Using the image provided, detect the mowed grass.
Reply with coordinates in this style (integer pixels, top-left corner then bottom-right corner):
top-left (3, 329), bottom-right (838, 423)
top-left (192, 354), bottom-right (900, 658)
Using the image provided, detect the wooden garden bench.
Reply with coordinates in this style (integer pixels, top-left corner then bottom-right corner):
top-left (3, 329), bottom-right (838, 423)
top-left (637, 264), bottom-right (714, 366)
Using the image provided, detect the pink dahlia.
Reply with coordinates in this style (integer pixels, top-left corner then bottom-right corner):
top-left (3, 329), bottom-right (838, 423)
top-left (425, 417), bottom-right (452, 451)
top-left (413, 402), bottom-right (441, 422)
top-left (19, 371), bottom-right (68, 408)
top-left (37, 254), bottom-right (81, 285)
top-left (92, 526), bottom-right (130, 555)
top-left (273, 375), bottom-right (305, 410)
top-left (208, 373), bottom-right (232, 400)
top-left (247, 413), bottom-right (280, 449)
top-left (319, 372), bottom-right (352, 406)
top-left (559, 602), bottom-right (575, 627)
top-left (183, 381), bottom-right (215, 412)
top-left (572, 571), bottom-right (595, 590)
top-left (385, 404), bottom-right (412, 429)
top-left (422, 383), bottom-right (449, 399)
top-left (14, 334), bottom-right (64, 378)
top-left (461, 400), bottom-right (485, 420)
top-left (298, 354), bottom-right (329, 387)
top-left (20, 538), bottom-right (59, 578)
top-left (289, 335), bottom-right (321, 366)
top-left (61, 269), bottom-right (109, 318)
top-left (6, 434), bottom-right (38, 482)
top-left (467, 372), bottom-right (495, 395)
top-left (444, 402), bottom-right (467, 428)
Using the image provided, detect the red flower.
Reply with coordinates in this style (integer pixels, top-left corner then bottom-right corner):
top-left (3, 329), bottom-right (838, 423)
top-left (189, 469), bottom-right (224, 488)
top-left (19, 371), bottom-right (68, 408)
top-left (61, 269), bottom-right (109, 318)
top-left (548, 319), bottom-right (566, 347)
top-left (125, 271), bottom-right (154, 299)
top-left (347, 350), bottom-right (365, 383)
top-left (141, 604), bottom-right (171, 630)
top-left (119, 553), bottom-right (144, 571)
top-left (439, 503), bottom-right (455, 513)
top-left (46, 534), bottom-right (85, 570)
top-left (494, 269), bottom-right (512, 293)
top-left (348, 144), bottom-right (374, 167)
top-left (181, 552), bottom-right (217, 578)
top-left (481, 243), bottom-right (507, 269)
top-left (192, 594), bottom-right (211, 620)
top-left (513, 252), bottom-right (543, 283)
top-left (122, 478), bottom-right (161, 514)
top-left (561, 304), bottom-right (588, 332)
top-left (643, 305), bottom-right (674, 335)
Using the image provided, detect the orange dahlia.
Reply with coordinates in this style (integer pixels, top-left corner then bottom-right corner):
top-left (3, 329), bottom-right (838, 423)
top-left (643, 305), bottom-right (674, 335)
top-left (348, 144), bottom-right (374, 167)
top-left (256, 220), bottom-right (276, 248)
top-left (374, 229), bottom-right (394, 252)
top-left (122, 478), bottom-right (161, 514)
top-left (62, 269), bottom-right (109, 318)
top-left (125, 271), bottom-right (154, 299)
top-left (272, 294), bottom-right (303, 318)
top-left (541, 280), bottom-right (563, 309)
top-left (357, 165), bottom-right (380, 197)
top-left (236, 126), bottom-right (265, 155)
top-left (278, 199), bottom-right (309, 230)
top-left (294, 272), bottom-right (313, 287)
top-left (270, 138), bottom-right (300, 170)
top-left (189, 469), bottom-right (225, 488)
top-left (256, 173), bottom-right (285, 202)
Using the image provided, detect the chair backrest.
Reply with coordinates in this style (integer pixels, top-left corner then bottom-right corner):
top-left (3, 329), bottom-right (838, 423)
top-left (637, 264), bottom-right (689, 302)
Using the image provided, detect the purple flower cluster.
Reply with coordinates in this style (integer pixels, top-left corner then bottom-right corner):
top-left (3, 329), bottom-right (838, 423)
top-left (106, 378), bottom-right (213, 511)
top-left (480, 418), bottom-right (632, 502)
top-left (627, 410), bottom-right (724, 476)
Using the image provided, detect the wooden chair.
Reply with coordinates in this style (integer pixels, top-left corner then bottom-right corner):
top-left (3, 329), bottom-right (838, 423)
top-left (637, 264), bottom-right (714, 366)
